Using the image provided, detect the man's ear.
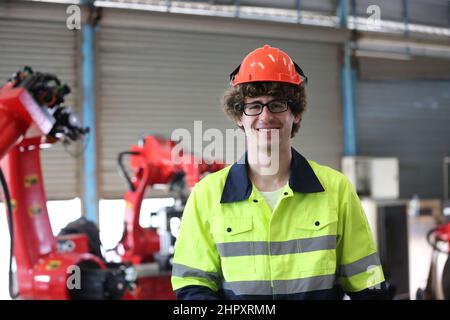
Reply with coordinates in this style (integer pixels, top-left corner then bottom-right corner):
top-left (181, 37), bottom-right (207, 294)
top-left (236, 116), bottom-right (243, 127)
top-left (294, 115), bottom-right (302, 125)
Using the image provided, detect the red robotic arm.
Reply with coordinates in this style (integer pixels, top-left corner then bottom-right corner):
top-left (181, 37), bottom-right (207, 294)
top-left (117, 135), bottom-right (224, 265)
top-left (113, 135), bottom-right (224, 299)
top-left (0, 75), bottom-right (52, 157)
top-left (0, 68), bottom-right (127, 300)
top-left (0, 67), bottom-right (88, 157)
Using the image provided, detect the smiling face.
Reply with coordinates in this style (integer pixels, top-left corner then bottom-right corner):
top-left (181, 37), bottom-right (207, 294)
top-left (237, 95), bottom-right (301, 151)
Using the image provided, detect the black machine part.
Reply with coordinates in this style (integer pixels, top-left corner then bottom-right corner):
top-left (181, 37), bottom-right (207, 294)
top-left (58, 217), bottom-right (104, 260)
top-left (59, 217), bottom-right (133, 300)
top-left (48, 106), bottom-right (90, 143)
top-left (68, 260), bottom-right (127, 300)
top-left (444, 257), bottom-right (450, 299)
top-left (417, 232), bottom-right (450, 300)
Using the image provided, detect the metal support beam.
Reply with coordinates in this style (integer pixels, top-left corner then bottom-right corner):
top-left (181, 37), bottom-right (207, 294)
top-left (81, 1), bottom-right (99, 224)
top-left (350, 0), bottom-right (356, 18)
top-left (350, 0), bottom-right (356, 29)
top-left (338, 0), bottom-right (348, 28)
top-left (448, 1), bottom-right (450, 29)
top-left (296, 0), bottom-right (302, 23)
top-left (341, 42), bottom-right (357, 156)
top-left (339, 0), bottom-right (357, 156)
top-left (235, 0), bottom-right (240, 18)
top-left (403, 0), bottom-right (409, 37)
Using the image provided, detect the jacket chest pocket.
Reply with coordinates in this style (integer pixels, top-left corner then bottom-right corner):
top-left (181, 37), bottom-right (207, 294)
top-left (293, 209), bottom-right (338, 272)
top-left (210, 217), bottom-right (256, 279)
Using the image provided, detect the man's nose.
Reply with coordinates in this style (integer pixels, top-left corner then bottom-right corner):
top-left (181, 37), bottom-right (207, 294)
top-left (259, 106), bottom-right (273, 121)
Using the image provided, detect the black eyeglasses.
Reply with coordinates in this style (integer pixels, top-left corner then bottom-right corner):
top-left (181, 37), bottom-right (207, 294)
top-left (236, 100), bottom-right (290, 116)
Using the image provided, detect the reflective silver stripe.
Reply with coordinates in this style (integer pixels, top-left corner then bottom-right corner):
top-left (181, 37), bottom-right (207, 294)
top-left (223, 280), bottom-right (273, 295)
top-left (339, 253), bottom-right (381, 277)
top-left (216, 241), bottom-right (267, 257)
top-left (171, 263), bottom-right (220, 284)
top-left (216, 235), bottom-right (336, 257)
top-left (223, 274), bottom-right (336, 295)
top-left (274, 274), bottom-right (336, 295)
top-left (272, 235), bottom-right (336, 255)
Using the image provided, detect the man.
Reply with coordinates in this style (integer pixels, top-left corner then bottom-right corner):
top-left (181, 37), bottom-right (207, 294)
top-left (171, 44), bottom-right (387, 300)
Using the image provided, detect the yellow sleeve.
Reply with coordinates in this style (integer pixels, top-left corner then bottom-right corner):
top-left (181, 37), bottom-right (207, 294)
top-left (171, 184), bottom-right (221, 292)
top-left (336, 176), bottom-right (385, 293)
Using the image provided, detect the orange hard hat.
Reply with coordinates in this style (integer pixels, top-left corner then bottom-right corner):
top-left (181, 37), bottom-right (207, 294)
top-left (230, 44), bottom-right (308, 86)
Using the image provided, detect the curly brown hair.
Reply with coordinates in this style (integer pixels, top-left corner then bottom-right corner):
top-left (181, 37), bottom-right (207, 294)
top-left (222, 82), bottom-right (306, 138)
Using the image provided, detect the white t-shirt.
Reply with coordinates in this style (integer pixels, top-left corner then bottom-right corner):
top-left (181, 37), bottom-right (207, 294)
top-left (259, 185), bottom-right (286, 211)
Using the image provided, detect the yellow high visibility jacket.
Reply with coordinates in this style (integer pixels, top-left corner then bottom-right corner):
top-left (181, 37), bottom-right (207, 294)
top-left (171, 148), bottom-right (385, 299)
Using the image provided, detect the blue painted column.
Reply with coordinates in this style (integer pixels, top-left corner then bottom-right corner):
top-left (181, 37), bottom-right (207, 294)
top-left (165, 0), bottom-right (172, 12)
top-left (448, 1), bottom-right (450, 28)
top-left (338, 0), bottom-right (347, 28)
top-left (350, 0), bottom-right (356, 28)
top-left (403, 0), bottom-right (409, 37)
top-left (296, 0), bottom-right (302, 23)
top-left (235, 0), bottom-right (240, 18)
top-left (81, 1), bottom-right (99, 223)
top-left (339, 0), bottom-right (357, 156)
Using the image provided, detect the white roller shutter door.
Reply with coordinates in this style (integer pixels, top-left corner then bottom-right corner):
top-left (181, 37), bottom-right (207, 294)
top-left (98, 8), bottom-right (342, 198)
top-left (0, 1), bottom-right (81, 200)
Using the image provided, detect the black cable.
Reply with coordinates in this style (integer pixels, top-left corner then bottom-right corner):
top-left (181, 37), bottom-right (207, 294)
top-left (427, 227), bottom-right (450, 254)
top-left (117, 151), bottom-right (140, 192)
top-left (0, 167), bottom-right (19, 299)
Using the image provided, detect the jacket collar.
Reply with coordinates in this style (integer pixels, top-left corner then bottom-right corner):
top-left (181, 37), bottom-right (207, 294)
top-left (220, 148), bottom-right (325, 203)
